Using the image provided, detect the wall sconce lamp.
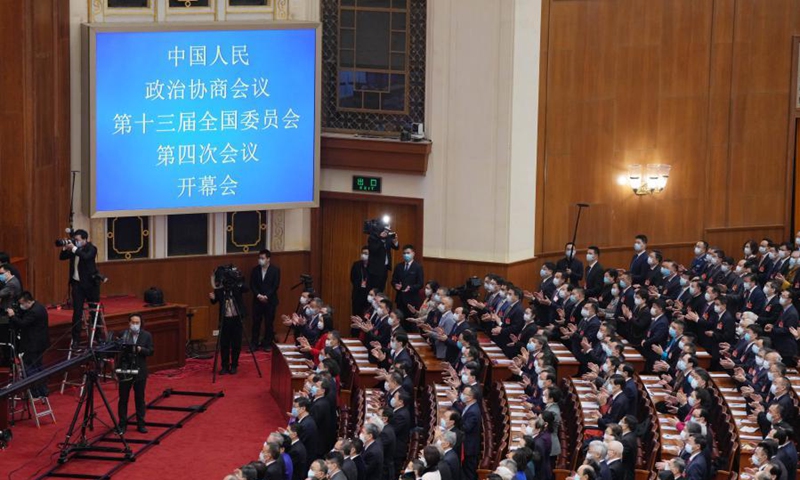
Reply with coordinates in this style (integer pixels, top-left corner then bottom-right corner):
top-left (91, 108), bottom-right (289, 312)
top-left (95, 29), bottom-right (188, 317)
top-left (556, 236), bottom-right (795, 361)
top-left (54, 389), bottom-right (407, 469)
top-left (627, 164), bottom-right (671, 196)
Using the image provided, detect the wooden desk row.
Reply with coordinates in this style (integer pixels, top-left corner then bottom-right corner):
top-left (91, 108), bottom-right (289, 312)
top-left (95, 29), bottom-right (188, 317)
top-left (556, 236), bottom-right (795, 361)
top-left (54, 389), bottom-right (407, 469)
top-left (270, 344), bottom-right (312, 419)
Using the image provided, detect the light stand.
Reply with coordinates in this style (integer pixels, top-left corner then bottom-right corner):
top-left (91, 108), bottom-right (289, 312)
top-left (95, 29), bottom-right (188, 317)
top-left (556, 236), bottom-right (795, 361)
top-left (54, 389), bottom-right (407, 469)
top-left (568, 203), bottom-right (590, 264)
top-left (59, 170), bottom-right (79, 309)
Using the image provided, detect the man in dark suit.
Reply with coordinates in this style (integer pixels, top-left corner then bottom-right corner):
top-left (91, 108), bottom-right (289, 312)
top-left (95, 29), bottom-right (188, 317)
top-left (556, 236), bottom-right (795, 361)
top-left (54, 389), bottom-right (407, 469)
top-left (459, 385), bottom-right (482, 480)
top-left (351, 246), bottom-right (371, 316)
top-left (58, 229), bottom-right (101, 346)
top-left (250, 249), bottom-right (280, 351)
top-left (683, 434), bottom-right (708, 480)
top-left (490, 286), bottom-right (525, 354)
top-left (390, 392), bottom-right (412, 470)
top-left (288, 424), bottom-right (308, 480)
top-left (326, 451), bottom-right (349, 480)
top-left (391, 245), bottom-right (424, 320)
top-left (595, 375), bottom-right (629, 430)
top-left (116, 314), bottom-right (154, 433)
top-left (556, 242), bottom-right (584, 286)
top-left (583, 246), bottom-right (605, 299)
top-left (642, 299), bottom-right (669, 371)
top-left (773, 427), bottom-right (797, 476)
top-left (767, 290), bottom-right (798, 361)
top-left (0, 264), bottom-right (21, 319)
top-left (377, 332), bottom-right (413, 372)
top-left (7, 291), bottom-right (50, 397)
top-left (630, 234), bottom-right (649, 286)
top-left (310, 378), bottom-right (336, 453)
top-left (738, 273), bottom-right (766, 315)
top-left (263, 443), bottom-right (285, 480)
top-left (619, 416), bottom-right (639, 480)
top-left (606, 440), bottom-right (626, 480)
top-left (339, 439), bottom-right (358, 480)
top-left (351, 438), bottom-right (367, 480)
top-left (362, 423), bottom-right (384, 480)
top-left (658, 260), bottom-right (682, 300)
top-left (294, 397), bottom-right (321, 459)
top-left (440, 430), bottom-right (461, 480)
top-left (375, 411), bottom-right (396, 480)
top-left (210, 279), bottom-right (248, 375)
top-left (367, 225), bottom-right (399, 292)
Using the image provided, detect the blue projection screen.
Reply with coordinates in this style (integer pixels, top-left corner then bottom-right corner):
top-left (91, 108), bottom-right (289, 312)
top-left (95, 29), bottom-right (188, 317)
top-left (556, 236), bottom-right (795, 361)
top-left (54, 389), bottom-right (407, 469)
top-left (85, 23), bottom-right (320, 217)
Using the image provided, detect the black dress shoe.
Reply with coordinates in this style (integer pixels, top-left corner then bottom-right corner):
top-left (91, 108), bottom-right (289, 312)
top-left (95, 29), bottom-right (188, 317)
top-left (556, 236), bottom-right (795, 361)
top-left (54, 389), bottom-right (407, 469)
top-left (137, 425), bottom-right (148, 434)
top-left (230, 366), bottom-right (238, 375)
top-left (219, 368), bottom-right (229, 375)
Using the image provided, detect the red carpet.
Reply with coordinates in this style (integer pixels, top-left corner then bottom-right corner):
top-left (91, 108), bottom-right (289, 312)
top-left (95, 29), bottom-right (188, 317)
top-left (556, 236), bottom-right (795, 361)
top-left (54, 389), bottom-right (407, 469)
top-left (0, 351), bottom-right (286, 479)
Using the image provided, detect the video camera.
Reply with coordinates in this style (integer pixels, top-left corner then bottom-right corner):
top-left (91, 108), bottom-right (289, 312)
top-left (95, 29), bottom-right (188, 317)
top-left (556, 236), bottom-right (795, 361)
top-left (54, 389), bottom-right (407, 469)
top-left (448, 276), bottom-right (483, 304)
top-left (363, 217), bottom-right (396, 239)
top-left (212, 264), bottom-right (245, 291)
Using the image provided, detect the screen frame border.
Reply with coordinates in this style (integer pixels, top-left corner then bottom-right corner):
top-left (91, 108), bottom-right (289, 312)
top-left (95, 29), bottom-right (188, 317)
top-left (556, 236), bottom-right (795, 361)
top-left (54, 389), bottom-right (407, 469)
top-left (82, 21), bottom-right (322, 218)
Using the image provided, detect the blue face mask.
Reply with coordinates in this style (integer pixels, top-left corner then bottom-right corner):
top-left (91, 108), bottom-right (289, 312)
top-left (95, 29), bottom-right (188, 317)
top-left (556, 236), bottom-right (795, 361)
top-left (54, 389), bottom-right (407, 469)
top-left (457, 341), bottom-right (463, 349)
top-left (679, 277), bottom-right (689, 287)
top-left (604, 277), bottom-right (612, 285)
top-left (688, 377), bottom-right (698, 389)
top-left (459, 393), bottom-right (468, 403)
top-left (619, 280), bottom-right (627, 289)
top-left (291, 407), bottom-right (299, 417)
top-left (669, 327), bottom-right (677, 338)
top-left (527, 343), bottom-right (536, 353)
top-left (310, 385), bottom-right (319, 396)
top-left (403, 253), bottom-right (412, 262)
top-left (661, 267), bottom-right (671, 277)
top-left (744, 333), bottom-right (752, 342)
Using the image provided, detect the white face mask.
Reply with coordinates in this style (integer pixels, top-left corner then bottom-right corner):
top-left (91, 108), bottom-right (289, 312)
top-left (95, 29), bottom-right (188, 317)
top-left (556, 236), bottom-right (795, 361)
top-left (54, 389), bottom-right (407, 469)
top-left (425, 288), bottom-right (432, 296)
top-left (694, 247), bottom-right (703, 256)
top-left (361, 253), bottom-right (369, 262)
top-left (438, 304), bottom-right (447, 313)
top-left (650, 307), bottom-right (658, 317)
top-left (586, 253), bottom-right (596, 262)
top-left (130, 324), bottom-right (141, 333)
top-left (259, 258), bottom-right (267, 266)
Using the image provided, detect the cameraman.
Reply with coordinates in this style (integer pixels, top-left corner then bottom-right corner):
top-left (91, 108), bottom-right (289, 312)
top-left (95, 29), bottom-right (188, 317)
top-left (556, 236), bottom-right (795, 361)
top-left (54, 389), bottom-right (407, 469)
top-left (117, 314), bottom-right (153, 434)
top-left (7, 291), bottom-right (50, 397)
top-left (58, 229), bottom-right (100, 346)
top-left (367, 225), bottom-right (398, 292)
top-left (250, 249), bottom-right (281, 352)
top-left (210, 279), bottom-right (248, 375)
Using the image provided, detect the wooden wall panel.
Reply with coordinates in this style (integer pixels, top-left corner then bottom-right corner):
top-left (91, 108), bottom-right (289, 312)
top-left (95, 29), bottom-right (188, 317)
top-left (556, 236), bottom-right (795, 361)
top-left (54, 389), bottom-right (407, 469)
top-left (0, 0), bottom-right (70, 304)
top-left (312, 192), bottom-right (424, 332)
top-left (537, 0), bottom-right (800, 260)
top-left (98, 251), bottom-right (310, 342)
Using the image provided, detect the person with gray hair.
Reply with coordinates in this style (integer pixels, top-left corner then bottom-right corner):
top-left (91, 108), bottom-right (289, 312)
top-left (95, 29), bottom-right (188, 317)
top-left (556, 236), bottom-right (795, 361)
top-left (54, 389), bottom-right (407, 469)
top-left (368, 415), bottom-right (385, 432)
top-left (438, 430), bottom-right (461, 480)
top-left (586, 440), bottom-right (609, 480)
top-left (606, 440), bottom-right (625, 480)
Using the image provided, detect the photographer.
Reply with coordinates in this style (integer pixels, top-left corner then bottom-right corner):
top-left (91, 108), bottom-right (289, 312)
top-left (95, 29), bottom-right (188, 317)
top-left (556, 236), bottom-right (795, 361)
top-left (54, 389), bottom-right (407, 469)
top-left (250, 249), bottom-right (281, 352)
top-left (367, 223), bottom-right (399, 292)
top-left (117, 314), bottom-right (153, 434)
top-left (7, 291), bottom-right (50, 397)
top-left (58, 229), bottom-right (100, 346)
top-left (210, 276), bottom-right (248, 375)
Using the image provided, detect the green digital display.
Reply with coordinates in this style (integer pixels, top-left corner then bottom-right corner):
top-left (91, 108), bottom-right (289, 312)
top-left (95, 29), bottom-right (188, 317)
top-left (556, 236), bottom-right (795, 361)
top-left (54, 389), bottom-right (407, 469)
top-left (352, 175), bottom-right (382, 193)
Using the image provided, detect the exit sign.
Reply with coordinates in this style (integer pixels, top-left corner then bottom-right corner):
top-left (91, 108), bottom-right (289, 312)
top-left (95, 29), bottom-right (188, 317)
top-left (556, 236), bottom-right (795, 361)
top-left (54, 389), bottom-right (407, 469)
top-left (352, 175), bottom-right (382, 193)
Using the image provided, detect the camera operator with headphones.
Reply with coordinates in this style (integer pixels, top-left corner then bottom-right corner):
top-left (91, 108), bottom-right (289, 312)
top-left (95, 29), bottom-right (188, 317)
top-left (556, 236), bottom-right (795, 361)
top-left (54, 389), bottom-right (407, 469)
top-left (210, 271), bottom-right (248, 375)
top-left (117, 314), bottom-right (153, 434)
top-left (58, 229), bottom-right (100, 347)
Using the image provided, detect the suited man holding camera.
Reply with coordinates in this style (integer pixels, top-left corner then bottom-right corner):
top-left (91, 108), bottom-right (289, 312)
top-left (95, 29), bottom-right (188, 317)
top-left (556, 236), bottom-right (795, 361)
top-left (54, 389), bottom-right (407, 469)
top-left (7, 291), bottom-right (50, 397)
top-left (367, 225), bottom-right (399, 292)
top-left (58, 229), bottom-right (100, 346)
top-left (117, 314), bottom-right (153, 433)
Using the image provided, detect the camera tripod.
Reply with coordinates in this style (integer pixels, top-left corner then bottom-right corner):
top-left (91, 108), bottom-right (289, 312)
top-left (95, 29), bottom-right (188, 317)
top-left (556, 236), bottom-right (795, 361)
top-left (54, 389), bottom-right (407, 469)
top-left (211, 287), bottom-right (263, 383)
top-left (58, 348), bottom-right (132, 464)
